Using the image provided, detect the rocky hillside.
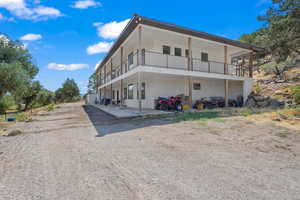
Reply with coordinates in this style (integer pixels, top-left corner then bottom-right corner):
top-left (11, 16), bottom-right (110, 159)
top-left (252, 66), bottom-right (300, 107)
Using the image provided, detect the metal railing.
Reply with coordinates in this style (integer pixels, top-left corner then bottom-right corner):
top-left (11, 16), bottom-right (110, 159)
top-left (100, 49), bottom-right (250, 85)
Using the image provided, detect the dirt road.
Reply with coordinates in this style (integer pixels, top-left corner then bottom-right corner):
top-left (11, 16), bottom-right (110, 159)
top-left (0, 103), bottom-right (300, 200)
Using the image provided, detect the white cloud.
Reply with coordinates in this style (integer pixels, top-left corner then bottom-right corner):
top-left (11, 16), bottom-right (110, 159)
top-left (92, 21), bottom-right (102, 27)
top-left (97, 19), bottom-right (130, 39)
top-left (72, 0), bottom-right (101, 9)
top-left (47, 63), bottom-right (89, 71)
top-left (33, 6), bottom-right (62, 17)
top-left (0, 13), bottom-right (4, 20)
top-left (87, 41), bottom-right (113, 55)
top-left (94, 59), bottom-right (102, 70)
top-left (0, 0), bottom-right (63, 20)
top-left (20, 33), bottom-right (42, 41)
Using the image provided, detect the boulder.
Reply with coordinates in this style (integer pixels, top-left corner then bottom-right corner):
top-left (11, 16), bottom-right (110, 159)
top-left (245, 98), bottom-right (256, 107)
top-left (269, 99), bottom-right (285, 108)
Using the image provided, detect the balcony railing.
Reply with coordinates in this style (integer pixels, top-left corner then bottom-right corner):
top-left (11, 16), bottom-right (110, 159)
top-left (100, 49), bottom-right (250, 85)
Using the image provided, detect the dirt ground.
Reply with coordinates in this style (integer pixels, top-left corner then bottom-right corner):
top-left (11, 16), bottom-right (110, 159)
top-left (0, 102), bottom-right (300, 200)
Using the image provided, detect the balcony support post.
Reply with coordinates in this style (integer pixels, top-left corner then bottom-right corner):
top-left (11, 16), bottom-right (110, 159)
top-left (120, 47), bottom-right (124, 107)
top-left (187, 37), bottom-right (193, 107)
top-left (110, 59), bottom-right (113, 105)
top-left (138, 25), bottom-right (142, 112)
top-left (249, 51), bottom-right (254, 78)
top-left (225, 80), bottom-right (229, 107)
top-left (224, 46), bottom-right (228, 74)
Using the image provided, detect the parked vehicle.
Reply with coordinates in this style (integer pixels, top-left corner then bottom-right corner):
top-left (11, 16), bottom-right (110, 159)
top-left (100, 98), bottom-right (111, 105)
top-left (193, 96), bottom-right (238, 109)
top-left (154, 96), bottom-right (183, 111)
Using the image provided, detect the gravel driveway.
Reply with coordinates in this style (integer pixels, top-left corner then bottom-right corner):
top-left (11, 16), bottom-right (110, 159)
top-left (0, 102), bottom-right (300, 200)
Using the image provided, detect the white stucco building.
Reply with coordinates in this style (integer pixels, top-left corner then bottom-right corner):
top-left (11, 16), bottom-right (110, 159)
top-left (95, 14), bottom-right (261, 110)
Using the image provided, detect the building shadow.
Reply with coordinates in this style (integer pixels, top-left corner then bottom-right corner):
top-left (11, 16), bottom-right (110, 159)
top-left (82, 105), bottom-right (177, 137)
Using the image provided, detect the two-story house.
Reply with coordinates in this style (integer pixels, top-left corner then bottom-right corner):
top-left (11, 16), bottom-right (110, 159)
top-left (95, 14), bottom-right (261, 111)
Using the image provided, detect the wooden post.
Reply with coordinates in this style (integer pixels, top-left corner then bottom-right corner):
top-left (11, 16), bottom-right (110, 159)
top-left (224, 46), bottom-right (228, 74)
top-left (225, 80), bottom-right (229, 107)
top-left (138, 25), bottom-right (142, 112)
top-left (249, 52), bottom-right (254, 78)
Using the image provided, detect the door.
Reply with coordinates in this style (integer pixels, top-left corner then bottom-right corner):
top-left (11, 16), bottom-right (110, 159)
top-left (117, 90), bottom-right (119, 103)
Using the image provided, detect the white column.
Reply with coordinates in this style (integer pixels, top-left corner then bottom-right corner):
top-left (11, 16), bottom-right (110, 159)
top-left (138, 25), bottom-right (142, 112)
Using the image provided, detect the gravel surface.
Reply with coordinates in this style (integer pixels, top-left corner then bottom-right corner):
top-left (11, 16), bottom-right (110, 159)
top-left (0, 102), bottom-right (300, 200)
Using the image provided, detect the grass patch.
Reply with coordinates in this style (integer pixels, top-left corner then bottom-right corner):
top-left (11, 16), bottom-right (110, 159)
top-left (176, 111), bottom-right (219, 121)
top-left (213, 118), bottom-right (226, 123)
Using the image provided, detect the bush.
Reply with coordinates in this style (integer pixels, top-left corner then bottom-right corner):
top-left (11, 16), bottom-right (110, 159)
top-left (45, 103), bottom-right (55, 111)
top-left (290, 85), bottom-right (300, 105)
top-left (0, 95), bottom-right (15, 114)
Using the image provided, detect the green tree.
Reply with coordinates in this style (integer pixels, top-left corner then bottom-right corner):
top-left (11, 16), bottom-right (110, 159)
top-left (0, 35), bottom-right (38, 97)
top-left (87, 73), bottom-right (99, 92)
top-left (36, 89), bottom-right (54, 106)
top-left (16, 81), bottom-right (42, 111)
top-left (55, 79), bottom-right (80, 103)
top-left (258, 0), bottom-right (300, 63)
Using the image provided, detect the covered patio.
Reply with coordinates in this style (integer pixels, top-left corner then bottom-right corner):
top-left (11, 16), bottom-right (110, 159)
top-left (91, 103), bottom-right (173, 119)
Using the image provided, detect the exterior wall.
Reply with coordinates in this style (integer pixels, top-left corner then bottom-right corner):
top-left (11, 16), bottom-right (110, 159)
top-left (120, 75), bottom-right (246, 109)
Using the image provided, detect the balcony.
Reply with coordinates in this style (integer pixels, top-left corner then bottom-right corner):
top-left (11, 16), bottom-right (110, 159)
top-left (100, 49), bottom-right (251, 85)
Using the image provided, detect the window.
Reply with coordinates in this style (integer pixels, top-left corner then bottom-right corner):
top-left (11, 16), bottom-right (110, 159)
top-left (128, 84), bottom-right (134, 99)
top-left (137, 82), bottom-right (146, 100)
top-left (124, 87), bottom-right (127, 99)
top-left (128, 52), bottom-right (134, 69)
top-left (193, 83), bottom-right (201, 90)
top-left (201, 52), bottom-right (209, 62)
top-left (185, 49), bottom-right (189, 57)
top-left (174, 47), bottom-right (182, 56)
top-left (163, 45), bottom-right (171, 55)
top-left (112, 90), bottom-right (115, 99)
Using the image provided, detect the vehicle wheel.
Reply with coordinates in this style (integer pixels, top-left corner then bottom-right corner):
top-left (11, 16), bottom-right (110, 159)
top-left (155, 104), bottom-right (160, 110)
top-left (160, 103), bottom-right (168, 111)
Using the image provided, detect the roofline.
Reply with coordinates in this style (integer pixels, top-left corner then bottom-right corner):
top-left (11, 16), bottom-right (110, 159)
top-left (95, 14), bottom-right (263, 72)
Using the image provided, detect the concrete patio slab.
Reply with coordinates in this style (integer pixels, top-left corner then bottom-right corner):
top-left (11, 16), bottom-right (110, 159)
top-left (91, 104), bottom-right (173, 118)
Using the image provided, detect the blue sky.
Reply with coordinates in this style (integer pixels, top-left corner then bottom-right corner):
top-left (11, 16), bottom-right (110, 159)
top-left (0, 0), bottom-right (271, 94)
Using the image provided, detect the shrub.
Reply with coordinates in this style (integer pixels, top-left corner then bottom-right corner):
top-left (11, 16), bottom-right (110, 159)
top-left (290, 85), bottom-right (300, 105)
top-left (0, 95), bottom-right (15, 114)
top-left (45, 103), bottom-right (55, 111)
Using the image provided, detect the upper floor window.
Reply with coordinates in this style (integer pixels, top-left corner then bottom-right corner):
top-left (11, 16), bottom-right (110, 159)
top-left (175, 47), bottom-right (182, 56)
top-left (201, 52), bottom-right (209, 62)
top-left (128, 52), bottom-right (134, 69)
top-left (163, 45), bottom-right (171, 55)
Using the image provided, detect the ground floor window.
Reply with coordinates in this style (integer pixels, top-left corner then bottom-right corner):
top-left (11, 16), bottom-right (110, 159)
top-left (112, 90), bottom-right (115, 99)
top-left (124, 87), bottom-right (127, 99)
top-left (193, 83), bottom-right (201, 90)
top-left (137, 82), bottom-right (146, 100)
top-left (128, 84), bottom-right (134, 99)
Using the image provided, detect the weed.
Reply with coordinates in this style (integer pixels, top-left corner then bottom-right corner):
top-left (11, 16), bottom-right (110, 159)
top-left (6, 129), bottom-right (23, 137)
top-left (275, 132), bottom-right (290, 138)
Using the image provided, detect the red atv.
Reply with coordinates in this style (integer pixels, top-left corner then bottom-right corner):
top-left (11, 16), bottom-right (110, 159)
top-left (154, 96), bottom-right (183, 111)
